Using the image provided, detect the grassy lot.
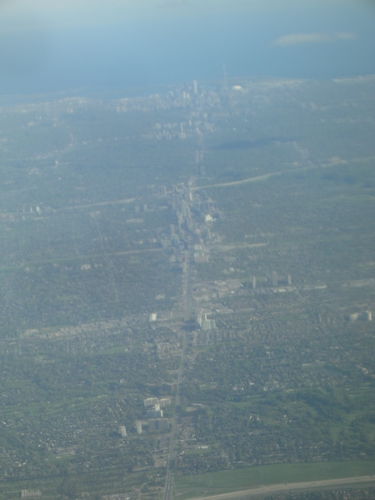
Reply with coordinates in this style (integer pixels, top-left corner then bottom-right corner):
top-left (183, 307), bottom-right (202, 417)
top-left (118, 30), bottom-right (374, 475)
top-left (175, 461), bottom-right (375, 499)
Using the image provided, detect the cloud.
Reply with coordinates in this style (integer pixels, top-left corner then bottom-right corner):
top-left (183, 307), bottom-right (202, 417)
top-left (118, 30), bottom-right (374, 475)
top-left (335, 31), bottom-right (357, 40)
top-left (274, 31), bottom-right (357, 47)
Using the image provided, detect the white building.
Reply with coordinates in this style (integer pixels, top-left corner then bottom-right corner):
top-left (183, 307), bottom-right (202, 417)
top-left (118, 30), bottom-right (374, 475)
top-left (197, 312), bottom-right (216, 330)
top-left (144, 397), bottom-right (159, 407)
top-left (160, 398), bottom-right (171, 408)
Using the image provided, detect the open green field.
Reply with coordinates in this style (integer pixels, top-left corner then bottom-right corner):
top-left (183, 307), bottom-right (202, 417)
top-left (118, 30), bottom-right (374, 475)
top-left (175, 461), bottom-right (375, 499)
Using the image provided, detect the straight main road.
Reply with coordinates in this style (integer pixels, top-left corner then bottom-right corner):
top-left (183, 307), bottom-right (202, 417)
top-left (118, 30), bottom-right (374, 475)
top-left (164, 248), bottom-right (192, 500)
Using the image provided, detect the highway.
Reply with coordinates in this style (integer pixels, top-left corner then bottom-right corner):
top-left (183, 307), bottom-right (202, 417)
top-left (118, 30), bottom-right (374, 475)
top-left (163, 248), bottom-right (192, 500)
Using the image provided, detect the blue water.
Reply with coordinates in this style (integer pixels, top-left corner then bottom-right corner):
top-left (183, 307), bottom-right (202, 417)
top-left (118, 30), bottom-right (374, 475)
top-left (1, 4), bottom-right (374, 97)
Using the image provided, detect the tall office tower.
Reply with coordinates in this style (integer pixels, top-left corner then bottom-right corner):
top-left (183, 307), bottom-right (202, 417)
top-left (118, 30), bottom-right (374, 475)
top-left (193, 80), bottom-right (198, 95)
top-left (252, 276), bottom-right (256, 289)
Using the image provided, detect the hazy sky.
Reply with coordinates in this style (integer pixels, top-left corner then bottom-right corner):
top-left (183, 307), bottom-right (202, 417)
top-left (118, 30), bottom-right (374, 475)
top-left (2, 0), bottom-right (373, 29)
top-left (0, 0), bottom-right (374, 96)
